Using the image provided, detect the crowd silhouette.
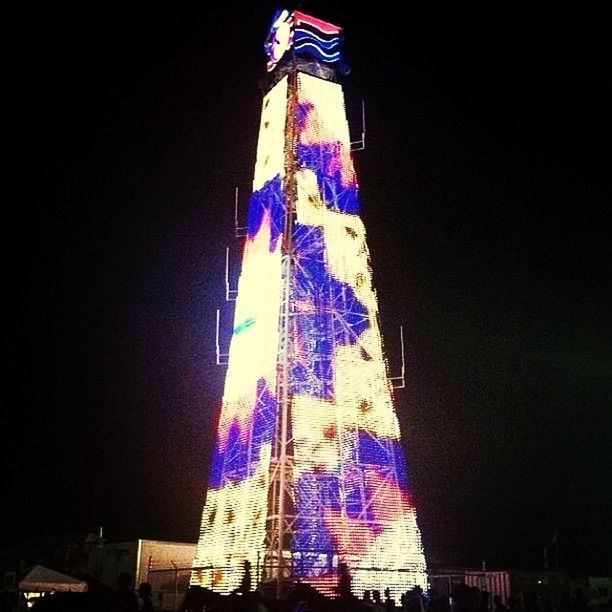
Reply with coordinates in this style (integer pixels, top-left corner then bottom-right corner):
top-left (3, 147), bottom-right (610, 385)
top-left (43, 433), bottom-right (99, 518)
top-left (16, 569), bottom-right (610, 612)
top-left (174, 581), bottom-right (611, 612)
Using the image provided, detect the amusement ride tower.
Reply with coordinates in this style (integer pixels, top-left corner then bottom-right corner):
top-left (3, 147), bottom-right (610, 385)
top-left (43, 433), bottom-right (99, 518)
top-left (191, 9), bottom-right (427, 599)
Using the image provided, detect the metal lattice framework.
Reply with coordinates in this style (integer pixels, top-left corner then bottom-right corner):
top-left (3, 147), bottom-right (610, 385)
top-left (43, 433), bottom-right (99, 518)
top-left (192, 11), bottom-right (427, 601)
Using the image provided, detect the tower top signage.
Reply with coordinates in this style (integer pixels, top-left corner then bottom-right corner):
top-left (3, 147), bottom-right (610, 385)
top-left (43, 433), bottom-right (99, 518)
top-left (264, 9), bottom-right (344, 73)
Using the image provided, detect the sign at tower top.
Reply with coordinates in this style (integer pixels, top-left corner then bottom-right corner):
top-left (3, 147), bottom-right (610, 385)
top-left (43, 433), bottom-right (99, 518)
top-left (264, 9), bottom-right (344, 72)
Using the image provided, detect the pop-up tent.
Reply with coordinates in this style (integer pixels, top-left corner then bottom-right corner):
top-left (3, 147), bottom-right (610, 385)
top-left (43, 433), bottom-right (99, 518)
top-left (19, 565), bottom-right (88, 593)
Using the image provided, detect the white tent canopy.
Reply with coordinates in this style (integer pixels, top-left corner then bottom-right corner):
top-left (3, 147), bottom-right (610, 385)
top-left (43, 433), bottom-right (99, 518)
top-left (19, 565), bottom-right (88, 593)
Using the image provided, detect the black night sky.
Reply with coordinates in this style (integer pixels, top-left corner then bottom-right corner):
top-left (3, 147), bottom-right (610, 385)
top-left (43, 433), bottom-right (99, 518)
top-left (8, 4), bottom-right (611, 575)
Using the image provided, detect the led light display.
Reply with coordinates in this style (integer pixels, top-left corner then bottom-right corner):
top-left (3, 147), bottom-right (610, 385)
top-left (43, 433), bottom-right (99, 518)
top-left (193, 13), bottom-right (426, 600)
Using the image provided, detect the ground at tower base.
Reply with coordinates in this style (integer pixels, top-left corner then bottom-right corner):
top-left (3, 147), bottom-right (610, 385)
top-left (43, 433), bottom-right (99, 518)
top-left (3, 533), bottom-right (610, 611)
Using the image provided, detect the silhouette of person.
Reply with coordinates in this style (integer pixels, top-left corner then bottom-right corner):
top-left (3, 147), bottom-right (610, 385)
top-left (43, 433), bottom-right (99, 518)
top-left (405, 587), bottom-right (425, 612)
top-left (111, 572), bottom-right (139, 612)
top-left (384, 587), bottom-right (396, 611)
top-left (138, 582), bottom-right (153, 612)
top-left (337, 562), bottom-right (353, 601)
top-left (507, 598), bottom-right (519, 612)
top-left (239, 559), bottom-right (252, 595)
top-left (494, 595), bottom-right (508, 612)
top-left (372, 590), bottom-right (386, 612)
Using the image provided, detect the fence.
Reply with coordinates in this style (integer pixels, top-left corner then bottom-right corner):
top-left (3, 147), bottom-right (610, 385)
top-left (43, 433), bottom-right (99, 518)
top-left (149, 559), bottom-right (426, 611)
top-left (148, 564), bottom-right (573, 612)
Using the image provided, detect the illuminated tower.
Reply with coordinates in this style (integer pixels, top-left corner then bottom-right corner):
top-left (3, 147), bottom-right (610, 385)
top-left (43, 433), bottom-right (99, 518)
top-left (191, 9), bottom-right (427, 599)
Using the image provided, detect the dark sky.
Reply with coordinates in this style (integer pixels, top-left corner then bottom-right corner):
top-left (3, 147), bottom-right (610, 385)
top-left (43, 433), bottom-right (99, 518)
top-left (8, 4), bottom-right (611, 574)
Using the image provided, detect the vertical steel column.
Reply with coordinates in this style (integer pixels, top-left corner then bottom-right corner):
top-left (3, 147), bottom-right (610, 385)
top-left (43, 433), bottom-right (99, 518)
top-left (265, 66), bottom-right (299, 599)
top-left (277, 66), bottom-right (298, 599)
